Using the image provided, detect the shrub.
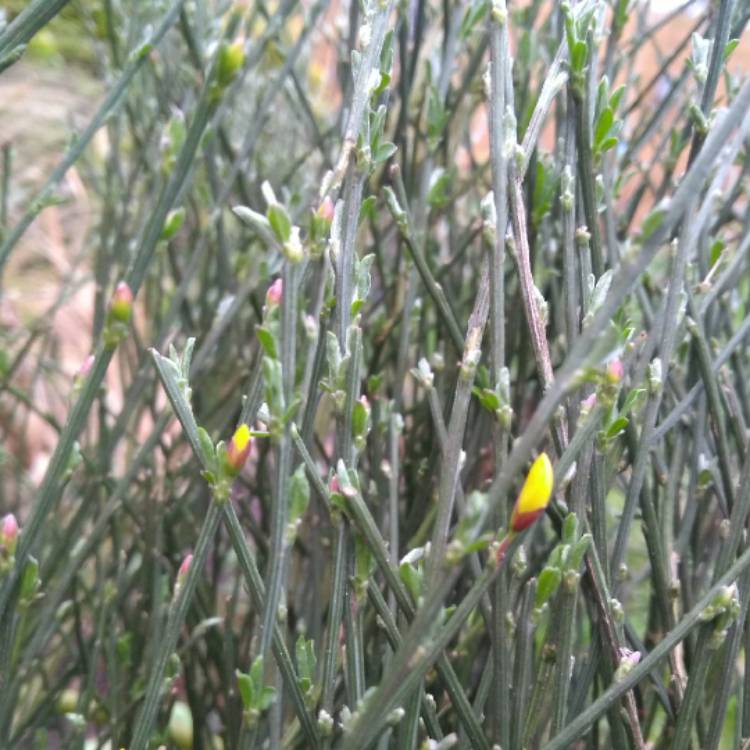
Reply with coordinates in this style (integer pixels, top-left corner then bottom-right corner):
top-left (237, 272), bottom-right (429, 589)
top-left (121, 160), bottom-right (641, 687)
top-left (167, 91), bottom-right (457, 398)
top-left (1, 1), bottom-right (750, 748)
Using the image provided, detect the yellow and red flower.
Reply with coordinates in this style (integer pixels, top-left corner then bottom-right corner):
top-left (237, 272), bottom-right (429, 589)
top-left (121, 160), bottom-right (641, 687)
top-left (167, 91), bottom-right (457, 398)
top-left (509, 452), bottom-right (554, 532)
top-left (225, 424), bottom-right (253, 476)
top-left (496, 453), bottom-right (554, 564)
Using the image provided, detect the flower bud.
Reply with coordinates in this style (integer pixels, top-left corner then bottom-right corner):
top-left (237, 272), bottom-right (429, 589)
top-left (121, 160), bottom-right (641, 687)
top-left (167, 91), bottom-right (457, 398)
top-left (317, 196), bottom-right (335, 223)
top-left (580, 393), bottom-right (597, 414)
top-left (110, 281), bottom-right (133, 324)
top-left (509, 453), bottom-right (554, 533)
top-left (225, 424), bottom-right (253, 476)
top-left (352, 395), bottom-right (371, 446)
top-left (606, 358), bottom-right (624, 383)
top-left (265, 278), bottom-right (283, 308)
top-left (1, 513), bottom-right (18, 556)
top-left (177, 553), bottom-right (193, 588)
top-left (318, 709), bottom-right (334, 737)
top-left (614, 648), bottom-right (641, 681)
top-left (217, 40), bottom-right (245, 87)
top-left (75, 354), bottom-right (95, 380)
top-left (73, 354), bottom-right (95, 393)
top-left (168, 700), bottom-right (194, 750)
top-left (329, 475), bottom-right (342, 496)
top-left (283, 226), bottom-right (305, 263)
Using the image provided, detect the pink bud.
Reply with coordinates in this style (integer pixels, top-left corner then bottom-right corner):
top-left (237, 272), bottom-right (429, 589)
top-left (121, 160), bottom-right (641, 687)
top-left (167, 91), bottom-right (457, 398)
top-left (1, 513), bottom-right (18, 555)
top-left (329, 475), bottom-right (341, 495)
top-left (618, 647), bottom-right (641, 667)
top-left (76, 354), bottom-right (95, 380)
top-left (581, 393), bottom-right (597, 412)
top-left (359, 395), bottom-right (370, 409)
top-left (606, 358), bottom-right (624, 383)
top-left (174, 553), bottom-right (193, 596)
top-left (178, 553), bottom-right (193, 582)
top-left (265, 278), bottom-right (283, 307)
top-left (110, 281), bottom-right (134, 324)
top-left (317, 196), bottom-right (334, 223)
top-left (614, 647), bottom-right (642, 682)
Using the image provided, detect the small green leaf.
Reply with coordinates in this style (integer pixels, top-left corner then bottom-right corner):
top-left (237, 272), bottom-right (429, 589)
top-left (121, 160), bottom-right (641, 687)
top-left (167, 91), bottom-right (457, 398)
top-left (460, 1), bottom-right (489, 39)
top-left (296, 636), bottom-right (317, 683)
top-left (352, 399), bottom-right (369, 439)
top-left (289, 465), bottom-right (310, 524)
top-left (594, 107), bottom-right (614, 149)
top-left (473, 387), bottom-right (501, 413)
top-left (609, 84), bottom-right (626, 112)
top-left (463, 536), bottom-right (492, 555)
top-left (267, 204), bottom-right (291, 243)
top-left (160, 207), bottom-right (186, 241)
top-left (428, 169), bottom-right (452, 209)
top-left (256, 326), bottom-right (278, 359)
top-left (116, 633), bottom-right (133, 666)
top-left (250, 655), bottom-right (264, 685)
top-left (568, 534), bottom-right (592, 570)
top-left (562, 513), bottom-right (579, 545)
top-left (359, 195), bottom-right (377, 225)
top-left (606, 416), bottom-right (629, 439)
top-left (621, 388), bottom-right (645, 416)
top-left (641, 208), bottom-right (666, 240)
top-left (535, 566), bottom-right (562, 608)
top-left (374, 141), bottom-right (397, 164)
top-left (400, 561), bottom-right (422, 602)
top-left (724, 38), bottom-right (739, 62)
top-left (236, 670), bottom-right (252, 708)
top-left (571, 40), bottom-right (588, 73)
top-left (380, 30), bottom-right (394, 75)
top-left (197, 427), bottom-right (216, 468)
top-left (427, 86), bottom-right (449, 146)
top-left (20, 556), bottom-right (40, 603)
top-left (709, 238), bottom-right (725, 268)
top-left (259, 686), bottom-right (277, 711)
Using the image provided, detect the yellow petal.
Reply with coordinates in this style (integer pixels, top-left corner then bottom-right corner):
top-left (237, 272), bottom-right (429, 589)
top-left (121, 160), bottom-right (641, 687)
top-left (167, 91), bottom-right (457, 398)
top-left (516, 452), bottom-right (554, 515)
top-left (232, 424), bottom-right (251, 452)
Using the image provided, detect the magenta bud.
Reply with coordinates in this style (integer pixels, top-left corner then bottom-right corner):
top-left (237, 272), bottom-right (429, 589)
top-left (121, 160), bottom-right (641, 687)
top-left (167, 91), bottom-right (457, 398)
top-left (329, 475), bottom-right (341, 495)
top-left (1, 513), bottom-right (18, 555)
top-left (265, 278), bottom-right (283, 307)
top-left (110, 281), bottom-right (133, 324)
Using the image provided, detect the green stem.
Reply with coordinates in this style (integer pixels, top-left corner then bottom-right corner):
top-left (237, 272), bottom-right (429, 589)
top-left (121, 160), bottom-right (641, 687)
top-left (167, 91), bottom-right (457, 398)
top-left (0, 0), bottom-right (186, 277)
top-left (542, 542), bottom-right (750, 750)
top-left (0, 0), bottom-right (71, 57)
top-left (222, 502), bottom-right (321, 748)
top-left (129, 502), bottom-right (222, 750)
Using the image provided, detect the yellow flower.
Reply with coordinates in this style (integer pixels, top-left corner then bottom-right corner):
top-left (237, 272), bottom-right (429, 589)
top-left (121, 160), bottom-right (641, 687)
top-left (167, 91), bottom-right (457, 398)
top-left (225, 424), bottom-right (252, 476)
top-left (510, 452), bottom-right (554, 532)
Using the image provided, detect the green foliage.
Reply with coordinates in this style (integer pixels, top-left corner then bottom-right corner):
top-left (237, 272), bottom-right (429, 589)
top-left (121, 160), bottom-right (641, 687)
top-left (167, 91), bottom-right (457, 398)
top-left (1, 1), bottom-right (750, 749)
